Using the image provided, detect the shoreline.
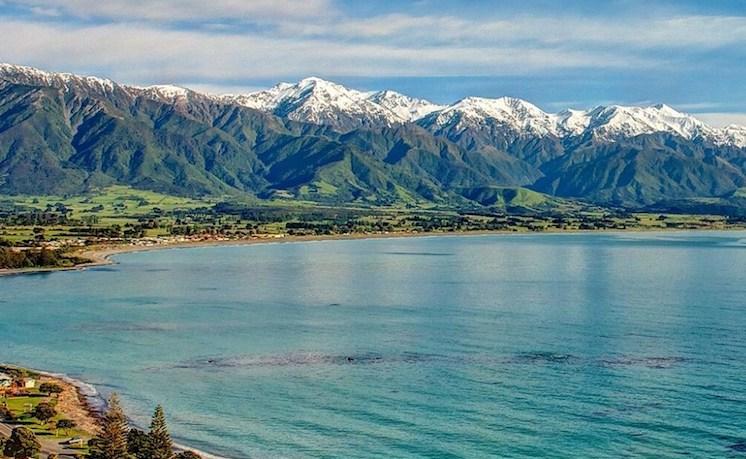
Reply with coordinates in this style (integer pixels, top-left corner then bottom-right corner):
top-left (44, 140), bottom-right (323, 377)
top-left (30, 369), bottom-right (105, 428)
top-left (0, 230), bottom-right (514, 277)
top-left (1, 363), bottom-right (228, 459)
top-left (0, 363), bottom-right (103, 459)
top-left (3, 226), bottom-right (746, 278)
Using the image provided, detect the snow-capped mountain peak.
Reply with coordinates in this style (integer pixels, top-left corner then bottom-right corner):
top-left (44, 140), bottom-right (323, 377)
top-left (1, 63), bottom-right (745, 147)
top-left (423, 96), bottom-right (561, 136)
top-left (224, 77), bottom-right (441, 130)
top-left (417, 95), bottom-right (746, 147)
top-left (556, 109), bottom-right (591, 136)
top-left (583, 104), bottom-right (707, 140)
top-left (0, 63), bottom-right (118, 94)
top-left (139, 84), bottom-right (192, 101)
top-left (710, 124), bottom-right (746, 148)
top-left (366, 90), bottom-right (444, 121)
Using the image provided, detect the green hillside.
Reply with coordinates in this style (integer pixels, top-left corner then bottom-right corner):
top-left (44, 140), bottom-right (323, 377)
top-left (1, 76), bottom-right (745, 210)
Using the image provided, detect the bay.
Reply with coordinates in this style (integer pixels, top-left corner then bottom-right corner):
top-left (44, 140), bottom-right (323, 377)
top-left (2, 232), bottom-right (746, 457)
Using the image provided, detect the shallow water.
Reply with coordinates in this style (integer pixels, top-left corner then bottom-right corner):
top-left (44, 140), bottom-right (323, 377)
top-left (2, 232), bottom-right (746, 457)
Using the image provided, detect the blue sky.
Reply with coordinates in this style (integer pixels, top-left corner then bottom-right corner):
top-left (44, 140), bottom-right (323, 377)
top-left (1, 0), bottom-right (745, 125)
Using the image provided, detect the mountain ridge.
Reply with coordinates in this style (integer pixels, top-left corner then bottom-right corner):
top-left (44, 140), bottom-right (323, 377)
top-left (3, 63), bottom-right (743, 146)
top-left (1, 62), bottom-right (745, 210)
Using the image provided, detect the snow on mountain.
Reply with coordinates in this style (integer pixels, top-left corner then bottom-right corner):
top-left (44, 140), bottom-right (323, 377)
top-left (556, 109), bottom-right (591, 136)
top-left (580, 104), bottom-right (708, 141)
top-left (419, 98), bottom-right (742, 147)
top-left (224, 77), bottom-right (398, 129)
top-left (225, 82), bottom-right (295, 111)
top-left (711, 125), bottom-right (746, 148)
top-left (138, 84), bottom-right (192, 102)
top-left (366, 90), bottom-right (444, 121)
top-left (224, 77), bottom-right (442, 130)
top-left (0, 63), bottom-right (119, 95)
top-left (0, 64), bottom-right (196, 105)
top-left (420, 96), bottom-right (563, 137)
top-left (1, 63), bottom-right (745, 147)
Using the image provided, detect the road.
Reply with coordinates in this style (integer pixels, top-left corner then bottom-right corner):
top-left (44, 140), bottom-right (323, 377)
top-left (0, 421), bottom-right (85, 458)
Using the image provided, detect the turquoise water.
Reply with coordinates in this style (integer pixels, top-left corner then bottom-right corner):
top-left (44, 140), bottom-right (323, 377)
top-left (2, 232), bottom-right (746, 458)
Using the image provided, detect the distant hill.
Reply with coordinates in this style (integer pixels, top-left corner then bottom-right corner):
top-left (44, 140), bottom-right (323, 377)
top-left (1, 63), bottom-right (745, 211)
top-left (647, 188), bottom-right (746, 217)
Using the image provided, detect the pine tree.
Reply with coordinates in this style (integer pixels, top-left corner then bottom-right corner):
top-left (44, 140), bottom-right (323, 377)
top-left (89, 393), bottom-right (132, 459)
top-left (3, 427), bottom-right (41, 459)
top-left (148, 405), bottom-right (174, 459)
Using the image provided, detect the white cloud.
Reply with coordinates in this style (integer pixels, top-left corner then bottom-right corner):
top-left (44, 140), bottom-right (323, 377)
top-left (28, 5), bottom-right (60, 16)
top-left (1, 2), bottom-right (743, 95)
top-left (695, 113), bottom-right (746, 128)
top-left (0, 19), bottom-right (659, 84)
top-left (673, 102), bottom-right (727, 111)
top-left (281, 13), bottom-right (746, 50)
top-left (9, 1), bottom-right (746, 51)
top-left (183, 83), bottom-right (267, 96)
top-left (9, 0), bottom-right (334, 21)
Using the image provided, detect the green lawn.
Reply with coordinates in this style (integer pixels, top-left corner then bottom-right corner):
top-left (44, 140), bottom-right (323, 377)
top-left (3, 393), bottom-right (90, 440)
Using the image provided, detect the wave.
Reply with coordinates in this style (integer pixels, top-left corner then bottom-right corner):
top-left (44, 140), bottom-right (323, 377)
top-left (32, 368), bottom-right (107, 414)
top-left (172, 442), bottom-right (228, 459)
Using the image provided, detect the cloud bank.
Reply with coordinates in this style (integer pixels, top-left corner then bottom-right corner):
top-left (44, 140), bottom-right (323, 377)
top-left (1, 0), bottom-right (744, 123)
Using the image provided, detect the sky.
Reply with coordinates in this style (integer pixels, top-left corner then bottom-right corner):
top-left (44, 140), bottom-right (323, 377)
top-left (1, 0), bottom-right (745, 125)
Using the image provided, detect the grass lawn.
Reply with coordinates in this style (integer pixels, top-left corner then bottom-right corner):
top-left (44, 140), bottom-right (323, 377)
top-left (2, 393), bottom-right (90, 441)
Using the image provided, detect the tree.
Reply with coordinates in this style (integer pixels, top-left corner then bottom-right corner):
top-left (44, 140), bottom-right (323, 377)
top-left (32, 402), bottom-right (56, 425)
top-left (89, 393), bottom-right (132, 459)
top-left (127, 429), bottom-right (150, 459)
top-left (0, 404), bottom-right (14, 421)
top-left (147, 405), bottom-right (174, 459)
top-left (39, 382), bottom-right (64, 397)
top-left (56, 419), bottom-right (76, 435)
top-left (3, 427), bottom-right (41, 459)
top-left (175, 452), bottom-right (201, 459)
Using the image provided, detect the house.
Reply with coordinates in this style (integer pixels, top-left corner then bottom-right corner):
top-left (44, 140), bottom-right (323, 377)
top-left (22, 377), bottom-right (36, 389)
top-left (0, 372), bottom-right (12, 388)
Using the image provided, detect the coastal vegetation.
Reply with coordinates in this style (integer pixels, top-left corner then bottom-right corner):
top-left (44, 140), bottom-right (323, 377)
top-left (3, 427), bottom-right (41, 459)
top-left (2, 186), bottom-right (744, 271)
top-left (0, 248), bottom-right (84, 270)
top-left (0, 366), bottom-right (200, 459)
top-left (89, 395), bottom-right (198, 459)
top-left (0, 366), bottom-right (92, 457)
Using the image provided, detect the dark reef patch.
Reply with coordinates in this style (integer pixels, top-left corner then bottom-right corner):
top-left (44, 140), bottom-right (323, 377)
top-left (599, 356), bottom-right (689, 369)
top-left (383, 252), bottom-right (453, 256)
top-left (510, 351), bottom-right (579, 365)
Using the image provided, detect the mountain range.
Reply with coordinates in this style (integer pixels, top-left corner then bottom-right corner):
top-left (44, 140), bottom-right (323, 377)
top-left (1, 63), bottom-right (745, 210)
